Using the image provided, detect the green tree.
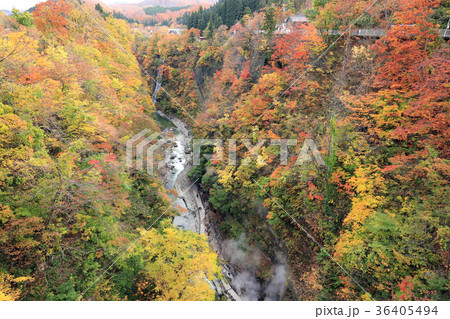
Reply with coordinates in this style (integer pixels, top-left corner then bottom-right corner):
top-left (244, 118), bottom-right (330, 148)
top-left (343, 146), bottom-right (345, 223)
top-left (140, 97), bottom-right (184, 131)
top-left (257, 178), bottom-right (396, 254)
top-left (262, 7), bottom-right (277, 37)
top-left (188, 30), bottom-right (196, 43)
top-left (12, 9), bottom-right (34, 26)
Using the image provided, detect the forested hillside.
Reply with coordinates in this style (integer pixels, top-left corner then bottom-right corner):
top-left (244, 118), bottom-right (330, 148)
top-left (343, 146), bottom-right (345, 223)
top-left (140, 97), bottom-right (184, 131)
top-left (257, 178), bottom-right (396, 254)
top-left (0, 0), bottom-right (449, 302)
top-left (179, 0), bottom-right (309, 31)
top-left (138, 0), bottom-right (449, 300)
top-left (0, 1), bottom-right (218, 300)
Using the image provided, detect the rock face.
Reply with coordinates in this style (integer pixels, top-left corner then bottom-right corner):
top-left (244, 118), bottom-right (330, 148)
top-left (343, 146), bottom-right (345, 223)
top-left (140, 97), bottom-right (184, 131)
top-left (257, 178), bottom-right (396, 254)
top-left (151, 58), bottom-right (164, 106)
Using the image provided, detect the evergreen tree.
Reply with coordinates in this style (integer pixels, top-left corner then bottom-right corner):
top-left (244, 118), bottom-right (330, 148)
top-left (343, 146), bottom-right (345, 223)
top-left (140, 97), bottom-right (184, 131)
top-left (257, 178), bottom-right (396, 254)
top-left (188, 30), bottom-right (196, 43)
top-left (262, 7), bottom-right (277, 36)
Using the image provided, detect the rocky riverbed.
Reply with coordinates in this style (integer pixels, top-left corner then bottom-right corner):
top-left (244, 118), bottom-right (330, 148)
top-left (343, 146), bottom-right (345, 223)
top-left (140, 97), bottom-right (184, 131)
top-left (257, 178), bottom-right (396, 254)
top-left (155, 111), bottom-right (242, 300)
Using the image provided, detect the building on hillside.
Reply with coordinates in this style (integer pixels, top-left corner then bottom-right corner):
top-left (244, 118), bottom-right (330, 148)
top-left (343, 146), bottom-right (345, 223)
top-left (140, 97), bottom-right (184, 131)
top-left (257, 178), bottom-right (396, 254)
top-left (285, 14), bottom-right (308, 28)
top-left (275, 14), bottom-right (309, 35)
top-left (168, 28), bottom-right (183, 35)
top-left (275, 22), bottom-right (290, 34)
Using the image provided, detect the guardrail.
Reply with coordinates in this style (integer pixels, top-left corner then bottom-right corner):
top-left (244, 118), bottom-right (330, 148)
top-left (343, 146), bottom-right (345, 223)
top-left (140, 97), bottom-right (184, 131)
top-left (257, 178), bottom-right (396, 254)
top-left (324, 28), bottom-right (449, 39)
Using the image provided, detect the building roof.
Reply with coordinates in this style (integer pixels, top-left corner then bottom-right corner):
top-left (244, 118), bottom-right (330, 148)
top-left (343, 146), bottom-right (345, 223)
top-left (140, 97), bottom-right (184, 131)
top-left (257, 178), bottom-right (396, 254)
top-left (287, 14), bottom-right (308, 23)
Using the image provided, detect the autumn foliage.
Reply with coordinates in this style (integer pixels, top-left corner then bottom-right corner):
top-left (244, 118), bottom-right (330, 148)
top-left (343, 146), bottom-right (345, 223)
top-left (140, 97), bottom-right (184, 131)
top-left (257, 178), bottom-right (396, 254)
top-left (1, 0), bottom-right (448, 301)
top-left (140, 0), bottom-right (449, 301)
top-left (0, 1), bottom-right (219, 301)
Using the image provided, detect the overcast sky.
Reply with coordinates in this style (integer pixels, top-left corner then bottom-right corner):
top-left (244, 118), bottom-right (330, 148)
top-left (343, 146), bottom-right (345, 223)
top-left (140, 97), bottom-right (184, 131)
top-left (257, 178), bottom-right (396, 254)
top-left (2, 0), bottom-right (139, 11)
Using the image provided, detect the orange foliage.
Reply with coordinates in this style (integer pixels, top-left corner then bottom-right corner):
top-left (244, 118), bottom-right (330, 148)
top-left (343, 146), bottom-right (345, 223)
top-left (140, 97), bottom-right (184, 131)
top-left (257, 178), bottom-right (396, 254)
top-left (33, 0), bottom-right (71, 39)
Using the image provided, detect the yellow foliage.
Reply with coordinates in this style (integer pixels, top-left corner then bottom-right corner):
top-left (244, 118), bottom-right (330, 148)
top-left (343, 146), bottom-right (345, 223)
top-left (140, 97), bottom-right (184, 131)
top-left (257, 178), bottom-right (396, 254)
top-left (217, 165), bottom-right (236, 191)
top-left (0, 205), bottom-right (13, 223)
top-left (351, 45), bottom-right (373, 62)
top-left (335, 165), bottom-right (387, 261)
top-left (344, 165), bottom-right (386, 226)
top-left (136, 221), bottom-right (220, 301)
top-left (0, 273), bottom-right (32, 301)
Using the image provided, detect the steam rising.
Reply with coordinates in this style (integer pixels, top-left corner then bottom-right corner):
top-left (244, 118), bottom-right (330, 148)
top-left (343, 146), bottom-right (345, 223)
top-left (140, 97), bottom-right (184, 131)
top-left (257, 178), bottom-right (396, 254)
top-left (223, 234), bottom-right (287, 300)
top-left (264, 261), bottom-right (287, 301)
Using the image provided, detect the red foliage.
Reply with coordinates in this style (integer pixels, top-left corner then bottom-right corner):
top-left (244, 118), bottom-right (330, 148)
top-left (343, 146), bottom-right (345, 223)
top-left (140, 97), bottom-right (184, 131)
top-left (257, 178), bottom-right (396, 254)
top-left (33, 0), bottom-right (70, 39)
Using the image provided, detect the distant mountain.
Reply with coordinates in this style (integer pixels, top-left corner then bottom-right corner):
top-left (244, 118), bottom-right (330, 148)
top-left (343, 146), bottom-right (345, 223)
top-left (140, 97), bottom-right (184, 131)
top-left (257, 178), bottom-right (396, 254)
top-left (137, 0), bottom-right (217, 6)
top-left (84, 0), bottom-right (113, 11)
top-left (1, 9), bottom-right (12, 15)
top-left (110, 0), bottom-right (216, 23)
